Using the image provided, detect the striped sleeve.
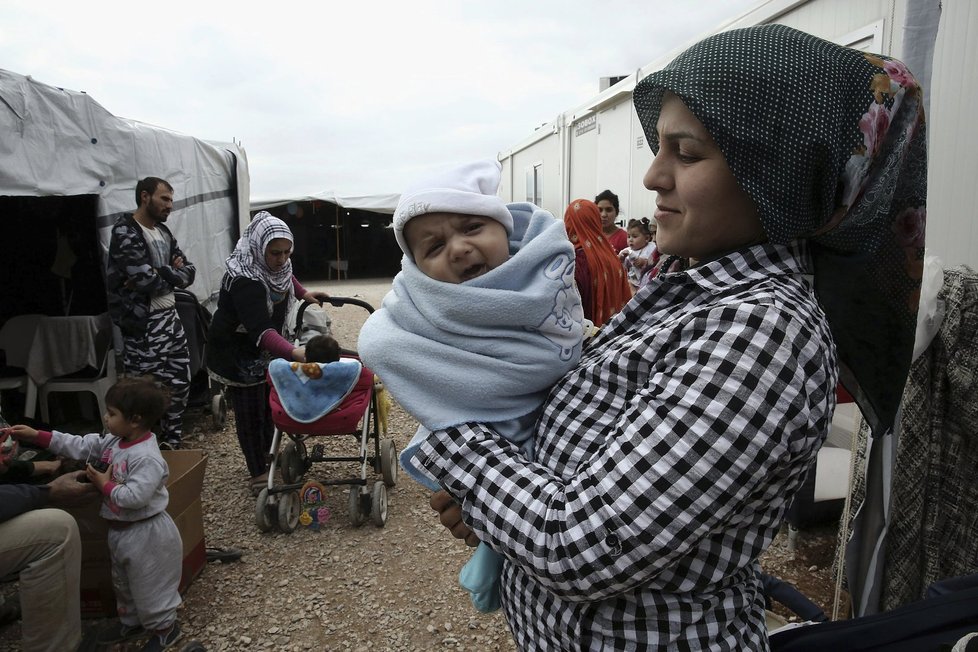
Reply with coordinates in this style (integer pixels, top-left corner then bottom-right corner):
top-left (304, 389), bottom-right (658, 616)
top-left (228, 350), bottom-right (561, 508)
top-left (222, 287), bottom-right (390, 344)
top-left (418, 298), bottom-right (833, 601)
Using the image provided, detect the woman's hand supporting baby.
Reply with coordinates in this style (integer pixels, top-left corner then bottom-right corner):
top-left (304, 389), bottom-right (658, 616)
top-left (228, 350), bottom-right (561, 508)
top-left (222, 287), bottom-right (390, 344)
top-left (430, 490), bottom-right (480, 547)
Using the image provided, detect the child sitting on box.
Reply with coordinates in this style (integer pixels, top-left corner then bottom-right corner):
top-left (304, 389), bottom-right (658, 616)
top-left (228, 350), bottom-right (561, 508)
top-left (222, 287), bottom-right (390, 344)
top-left (4, 377), bottom-right (183, 651)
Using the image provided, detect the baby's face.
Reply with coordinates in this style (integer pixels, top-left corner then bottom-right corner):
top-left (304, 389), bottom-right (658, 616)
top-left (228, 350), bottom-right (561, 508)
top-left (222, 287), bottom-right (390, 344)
top-left (405, 212), bottom-right (510, 283)
top-left (627, 227), bottom-right (649, 249)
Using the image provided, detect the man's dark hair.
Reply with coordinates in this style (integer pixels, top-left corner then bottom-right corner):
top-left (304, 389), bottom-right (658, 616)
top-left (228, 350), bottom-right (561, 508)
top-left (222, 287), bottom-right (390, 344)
top-left (135, 177), bottom-right (173, 208)
top-left (105, 377), bottom-right (170, 428)
top-left (305, 334), bottom-right (341, 363)
top-left (595, 189), bottom-right (620, 212)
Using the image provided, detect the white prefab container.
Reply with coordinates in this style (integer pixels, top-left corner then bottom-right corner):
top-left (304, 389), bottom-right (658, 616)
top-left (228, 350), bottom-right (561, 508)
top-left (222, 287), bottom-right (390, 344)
top-left (926, 0), bottom-right (978, 271)
top-left (499, 0), bottom-right (973, 271)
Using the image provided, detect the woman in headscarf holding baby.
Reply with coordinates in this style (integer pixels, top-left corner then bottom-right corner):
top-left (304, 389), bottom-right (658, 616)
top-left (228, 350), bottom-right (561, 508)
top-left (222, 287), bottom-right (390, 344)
top-left (422, 25), bottom-right (925, 650)
top-left (206, 212), bottom-right (329, 494)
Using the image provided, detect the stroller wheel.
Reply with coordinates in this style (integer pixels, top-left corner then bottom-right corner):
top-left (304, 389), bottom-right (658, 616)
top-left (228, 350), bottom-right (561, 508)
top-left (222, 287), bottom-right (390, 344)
top-left (370, 480), bottom-right (389, 527)
top-left (255, 488), bottom-right (274, 533)
top-left (348, 486), bottom-right (366, 527)
top-left (280, 440), bottom-right (306, 484)
top-left (211, 393), bottom-right (227, 429)
top-left (277, 491), bottom-right (301, 533)
top-left (278, 441), bottom-right (305, 484)
top-left (380, 438), bottom-right (398, 487)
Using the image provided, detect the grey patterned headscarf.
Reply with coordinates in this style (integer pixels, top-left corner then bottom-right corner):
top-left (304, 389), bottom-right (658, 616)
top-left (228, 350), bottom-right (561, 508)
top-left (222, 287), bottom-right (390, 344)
top-left (633, 25), bottom-right (927, 437)
top-left (223, 211), bottom-right (295, 314)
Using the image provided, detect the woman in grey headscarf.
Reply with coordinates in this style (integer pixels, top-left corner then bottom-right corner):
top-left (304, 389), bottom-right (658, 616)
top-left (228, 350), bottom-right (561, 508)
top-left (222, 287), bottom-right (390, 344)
top-left (207, 212), bottom-right (329, 492)
top-left (423, 25), bottom-right (925, 650)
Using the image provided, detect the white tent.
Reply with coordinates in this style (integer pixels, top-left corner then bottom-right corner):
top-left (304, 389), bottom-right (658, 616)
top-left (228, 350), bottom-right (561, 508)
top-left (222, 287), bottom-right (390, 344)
top-left (0, 68), bottom-right (250, 312)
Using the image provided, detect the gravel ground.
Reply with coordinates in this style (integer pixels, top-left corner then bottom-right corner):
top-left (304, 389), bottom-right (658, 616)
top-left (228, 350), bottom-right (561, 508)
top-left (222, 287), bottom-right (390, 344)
top-left (0, 277), bottom-right (846, 651)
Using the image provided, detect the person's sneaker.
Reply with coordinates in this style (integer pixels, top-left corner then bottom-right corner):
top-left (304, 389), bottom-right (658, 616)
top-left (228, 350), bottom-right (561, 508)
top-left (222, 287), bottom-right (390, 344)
top-left (139, 621), bottom-right (181, 651)
top-left (96, 620), bottom-right (145, 644)
top-left (159, 439), bottom-right (180, 451)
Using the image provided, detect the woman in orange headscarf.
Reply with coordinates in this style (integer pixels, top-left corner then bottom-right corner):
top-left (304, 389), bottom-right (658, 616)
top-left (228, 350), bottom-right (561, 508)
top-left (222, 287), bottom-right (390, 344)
top-left (563, 198), bottom-right (632, 326)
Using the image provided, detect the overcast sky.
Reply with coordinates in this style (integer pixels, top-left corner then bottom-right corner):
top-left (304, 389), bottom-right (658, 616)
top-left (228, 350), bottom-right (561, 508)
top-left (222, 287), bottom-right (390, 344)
top-left (1, 0), bottom-right (759, 200)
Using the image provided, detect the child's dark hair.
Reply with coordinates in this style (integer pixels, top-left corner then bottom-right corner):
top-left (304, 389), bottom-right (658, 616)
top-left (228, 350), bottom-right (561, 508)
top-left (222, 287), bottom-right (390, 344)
top-left (627, 217), bottom-right (654, 238)
top-left (105, 377), bottom-right (170, 428)
top-left (305, 334), bottom-right (341, 363)
top-left (595, 189), bottom-right (619, 212)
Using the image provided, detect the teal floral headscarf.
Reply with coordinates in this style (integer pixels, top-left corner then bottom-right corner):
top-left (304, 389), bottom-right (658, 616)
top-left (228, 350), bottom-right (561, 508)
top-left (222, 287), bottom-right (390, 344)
top-left (633, 25), bottom-right (927, 438)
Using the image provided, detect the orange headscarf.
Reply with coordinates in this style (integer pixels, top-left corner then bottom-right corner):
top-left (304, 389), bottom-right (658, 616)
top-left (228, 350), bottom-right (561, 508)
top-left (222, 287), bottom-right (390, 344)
top-left (563, 199), bottom-right (632, 326)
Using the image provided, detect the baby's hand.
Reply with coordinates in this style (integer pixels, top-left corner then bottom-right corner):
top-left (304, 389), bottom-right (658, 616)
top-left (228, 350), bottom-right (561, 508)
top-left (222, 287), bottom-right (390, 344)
top-left (86, 462), bottom-right (112, 490)
top-left (5, 424), bottom-right (39, 443)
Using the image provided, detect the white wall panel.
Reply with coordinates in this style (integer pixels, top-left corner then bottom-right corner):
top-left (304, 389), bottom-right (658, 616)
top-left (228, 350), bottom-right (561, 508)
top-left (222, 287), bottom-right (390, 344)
top-left (568, 116), bottom-right (598, 209)
top-left (925, 0), bottom-right (978, 270)
top-left (628, 106), bottom-right (657, 226)
top-left (594, 103), bottom-right (633, 223)
top-left (506, 133), bottom-right (562, 216)
top-left (719, 0), bottom-right (896, 51)
top-left (498, 157), bottom-right (513, 205)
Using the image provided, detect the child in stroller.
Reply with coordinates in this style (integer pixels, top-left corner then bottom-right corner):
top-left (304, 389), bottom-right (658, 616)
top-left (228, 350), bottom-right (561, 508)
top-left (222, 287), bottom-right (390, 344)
top-left (303, 334), bottom-right (340, 365)
top-left (255, 299), bottom-right (397, 534)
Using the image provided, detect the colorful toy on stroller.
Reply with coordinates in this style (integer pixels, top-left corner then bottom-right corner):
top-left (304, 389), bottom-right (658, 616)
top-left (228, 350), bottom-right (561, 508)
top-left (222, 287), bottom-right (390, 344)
top-left (254, 297), bottom-right (397, 533)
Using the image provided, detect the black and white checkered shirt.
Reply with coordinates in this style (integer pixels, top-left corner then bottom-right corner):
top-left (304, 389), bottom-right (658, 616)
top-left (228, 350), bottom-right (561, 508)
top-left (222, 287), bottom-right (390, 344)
top-left (419, 241), bottom-right (838, 650)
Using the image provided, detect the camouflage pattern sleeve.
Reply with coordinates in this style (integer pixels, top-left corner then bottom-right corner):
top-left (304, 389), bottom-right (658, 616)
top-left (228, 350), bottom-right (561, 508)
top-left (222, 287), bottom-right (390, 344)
top-left (107, 220), bottom-right (171, 296)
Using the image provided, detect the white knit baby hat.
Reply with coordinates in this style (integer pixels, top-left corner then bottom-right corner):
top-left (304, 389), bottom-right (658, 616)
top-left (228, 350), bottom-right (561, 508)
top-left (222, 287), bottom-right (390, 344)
top-left (393, 159), bottom-right (514, 258)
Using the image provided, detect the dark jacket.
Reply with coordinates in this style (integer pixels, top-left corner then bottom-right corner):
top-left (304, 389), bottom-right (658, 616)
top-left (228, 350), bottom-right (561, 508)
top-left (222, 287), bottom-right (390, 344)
top-left (206, 276), bottom-right (290, 387)
top-left (0, 484), bottom-right (48, 522)
top-left (105, 213), bottom-right (196, 335)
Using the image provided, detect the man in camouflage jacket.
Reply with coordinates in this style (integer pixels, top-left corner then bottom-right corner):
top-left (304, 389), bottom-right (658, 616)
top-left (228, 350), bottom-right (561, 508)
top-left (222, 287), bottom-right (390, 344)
top-left (105, 177), bottom-right (195, 447)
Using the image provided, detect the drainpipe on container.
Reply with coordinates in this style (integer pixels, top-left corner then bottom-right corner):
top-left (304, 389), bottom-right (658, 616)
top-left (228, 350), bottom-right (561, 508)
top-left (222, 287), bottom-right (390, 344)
top-left (559, 112), bottom-right (571, 211)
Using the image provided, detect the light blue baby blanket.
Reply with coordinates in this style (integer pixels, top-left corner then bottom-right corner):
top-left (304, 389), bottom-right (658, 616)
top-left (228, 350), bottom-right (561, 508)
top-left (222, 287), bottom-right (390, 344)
top-left (358, 203), bottom-right (584, 480)
top-left (357, 202), bottom-right (584, 612)
top-left (268, 358), bottom-right (362, 423)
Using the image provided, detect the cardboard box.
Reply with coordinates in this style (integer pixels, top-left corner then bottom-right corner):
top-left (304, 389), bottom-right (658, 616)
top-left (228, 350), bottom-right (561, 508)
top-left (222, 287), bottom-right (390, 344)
top-left (67, 449), bottom-right (208, 618)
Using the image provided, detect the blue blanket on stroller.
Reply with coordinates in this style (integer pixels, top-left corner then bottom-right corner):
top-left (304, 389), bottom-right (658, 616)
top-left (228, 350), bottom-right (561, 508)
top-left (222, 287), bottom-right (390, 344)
top-left (268, 358), bottom-right (362, 423)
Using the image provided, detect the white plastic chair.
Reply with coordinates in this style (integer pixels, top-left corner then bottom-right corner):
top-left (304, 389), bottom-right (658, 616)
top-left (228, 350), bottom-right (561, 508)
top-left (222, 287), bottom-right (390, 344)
top-left (328, 260), bottom-right (349, 280)
top-left (38, 325), bottom-right (117, 424)
top-left (0, 314), bottom-right (43, 418)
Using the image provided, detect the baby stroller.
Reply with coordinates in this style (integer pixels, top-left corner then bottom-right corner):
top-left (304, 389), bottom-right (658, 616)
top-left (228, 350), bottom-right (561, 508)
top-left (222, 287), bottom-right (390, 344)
top-left (254, 297), bottom-right (398, 534)
top-left (174, 288), bottom-right (227, 429)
